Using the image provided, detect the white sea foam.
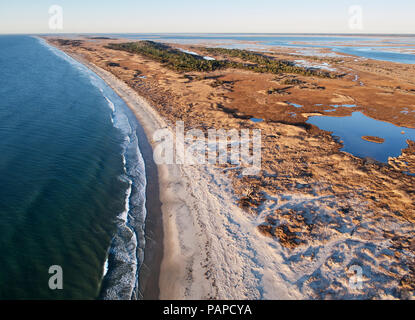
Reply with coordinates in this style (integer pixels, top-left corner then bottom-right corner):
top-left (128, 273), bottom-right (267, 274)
top-left (103, 90), bottom-right (148, 299)
top-left (97, 88), bottom-right (147, 300)
top-left (103, 258), bottom-right (109, 277)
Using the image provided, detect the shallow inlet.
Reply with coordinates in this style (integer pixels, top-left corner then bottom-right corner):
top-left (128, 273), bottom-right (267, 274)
top-left (307, 111), bottom-right (415, 163)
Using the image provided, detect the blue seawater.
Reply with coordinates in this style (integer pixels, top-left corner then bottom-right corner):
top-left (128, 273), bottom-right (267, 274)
top-left (0, 36), bottom-right (147, 299)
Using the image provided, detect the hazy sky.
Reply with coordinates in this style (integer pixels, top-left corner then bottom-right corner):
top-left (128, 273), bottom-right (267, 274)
top-left (0, 0), bottom-right (414, 34)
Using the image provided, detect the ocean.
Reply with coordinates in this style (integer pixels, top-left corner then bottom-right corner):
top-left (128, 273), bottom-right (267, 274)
top-left (0, 35), bottom-right (147, 299)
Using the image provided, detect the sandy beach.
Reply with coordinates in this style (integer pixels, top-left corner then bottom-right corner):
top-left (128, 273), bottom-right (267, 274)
top-left (45, 37), bottom-right (415, 300)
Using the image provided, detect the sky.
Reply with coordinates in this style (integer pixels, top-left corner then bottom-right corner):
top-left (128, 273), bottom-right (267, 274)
top-left (0, 0), bottom-right (414, 34)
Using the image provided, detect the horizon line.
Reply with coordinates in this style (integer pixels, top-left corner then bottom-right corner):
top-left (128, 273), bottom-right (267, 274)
top-left (1, 32), bottom-right (415, 37)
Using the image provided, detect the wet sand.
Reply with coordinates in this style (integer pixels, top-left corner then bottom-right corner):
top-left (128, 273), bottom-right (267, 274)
top-left (134, 115), bottom-right (163, 300)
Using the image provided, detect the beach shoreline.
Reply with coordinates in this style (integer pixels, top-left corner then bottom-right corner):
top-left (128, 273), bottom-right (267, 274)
top-left (46, 45), bottom-right (222, 299)
top-left (63, 52), bottom-right (175, 299)
top-left (49, 43), bottom-right (303, 300)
